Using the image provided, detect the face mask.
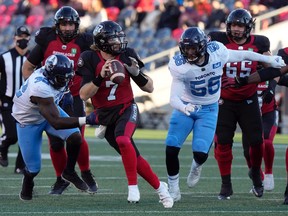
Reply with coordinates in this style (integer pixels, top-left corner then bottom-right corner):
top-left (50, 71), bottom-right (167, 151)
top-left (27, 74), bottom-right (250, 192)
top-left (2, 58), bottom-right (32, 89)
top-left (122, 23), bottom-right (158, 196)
top-left (16, 39), bottom-right (29, 49)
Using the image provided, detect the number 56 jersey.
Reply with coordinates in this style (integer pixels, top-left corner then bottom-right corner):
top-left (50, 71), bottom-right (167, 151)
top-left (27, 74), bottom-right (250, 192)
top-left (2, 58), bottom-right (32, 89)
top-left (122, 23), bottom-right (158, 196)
top-left (168, 41), bottom-right (229, 106)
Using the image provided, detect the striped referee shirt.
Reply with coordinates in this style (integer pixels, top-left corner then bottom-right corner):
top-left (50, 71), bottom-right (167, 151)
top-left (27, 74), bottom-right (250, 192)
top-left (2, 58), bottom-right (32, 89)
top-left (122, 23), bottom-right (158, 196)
top-left (0, 48), bottom-right (28, 99)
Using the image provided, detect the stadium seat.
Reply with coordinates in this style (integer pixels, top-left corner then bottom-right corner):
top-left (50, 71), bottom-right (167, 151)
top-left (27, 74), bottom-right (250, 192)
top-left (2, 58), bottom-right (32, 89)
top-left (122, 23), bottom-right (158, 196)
top-left (155, 27), bottom-right (172, 41)
top-left (10, 14), bottom-right (26, 26)
top-left (106, 7), bottom-right (120, 22)
top-left (0, 15), bottom-right (11, 30)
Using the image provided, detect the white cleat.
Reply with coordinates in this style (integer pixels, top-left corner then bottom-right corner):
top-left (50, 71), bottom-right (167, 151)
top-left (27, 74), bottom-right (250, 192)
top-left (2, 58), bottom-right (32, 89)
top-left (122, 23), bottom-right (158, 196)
top-left (168, 183), bottom-right (181, 202)
top-left (263, 174), bottom-right (274, 191)
top-left (127, 185), bottom-right (140, 203)
top-left (187, 162), bottom-right (202, 187)
top-left (157, 182), bottom-right (174, 208)
top-left (95, 125), bottom-right (107, 139)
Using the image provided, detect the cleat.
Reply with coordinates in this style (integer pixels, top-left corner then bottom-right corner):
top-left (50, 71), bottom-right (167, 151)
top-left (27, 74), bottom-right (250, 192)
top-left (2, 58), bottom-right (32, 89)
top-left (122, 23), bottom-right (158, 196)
top-left (81, 170), bottom-right (98, 194)
top-left (14, 168), bottom-right (24, 174)
top-left (218, 183), bottom-right (233, 200)
top-left (127, 185), bottom-right (140, 203)
top-left (49, 178), bottom-right (70, 195)
top-left (0, 148), bottom-right (8, 167)
top-left (284, 187), bottom-right (288, 205)
top-left (62, 170), bottom-right (88, 192)
top-left (263, 174), bottom-right (274, 191)
top-left (19, 175), bottom-right (34, 201)
top-left (249, 168), bottom-right (264, 198)
top-left (168, 183), bottom-right (181, 202)
top-left (252, 185), bottom-right (264, 197)
top-left (157, 182), bottom-right (174, 208)
top-left (187, 160), bottom-right (202, 187)
top-left (95, 125), bottom-right (107, 139)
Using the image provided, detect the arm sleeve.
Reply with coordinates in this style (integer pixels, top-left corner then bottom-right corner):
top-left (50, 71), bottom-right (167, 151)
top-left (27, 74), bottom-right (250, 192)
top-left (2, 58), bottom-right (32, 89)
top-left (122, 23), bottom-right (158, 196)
top-left (227, 49), bottom-right (272, 63)
top-left (169, 77), bottom-right (186, 113)
top-left (27, 44), bottom-right (45, 66)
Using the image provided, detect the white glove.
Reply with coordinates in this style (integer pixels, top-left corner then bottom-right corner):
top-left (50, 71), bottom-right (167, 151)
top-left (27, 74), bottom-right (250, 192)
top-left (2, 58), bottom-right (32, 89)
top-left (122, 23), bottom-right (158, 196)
top-left (123, 57), bottom-right (140, 76)
top-left (184, 103), bottom-right (202, 116)
top-left (269, 55), bottom-right (286, 68)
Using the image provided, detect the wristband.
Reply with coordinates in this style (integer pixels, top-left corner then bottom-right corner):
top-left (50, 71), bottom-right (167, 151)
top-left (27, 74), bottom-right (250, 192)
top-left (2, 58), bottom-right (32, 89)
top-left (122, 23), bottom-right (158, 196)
top-left (132, 73), bottom-right (148, 87)
top-left (92, 76), bottom-right (104, 87)
top-left (78, 117), bottom-right (86, 126)
top-left (258, 67), bottom-right (281, 82)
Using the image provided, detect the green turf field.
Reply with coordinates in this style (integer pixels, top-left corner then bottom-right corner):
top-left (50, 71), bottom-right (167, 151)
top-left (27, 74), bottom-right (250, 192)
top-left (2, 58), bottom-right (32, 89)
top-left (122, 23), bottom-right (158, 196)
top-left (0, 128), bottom-right (288, 215)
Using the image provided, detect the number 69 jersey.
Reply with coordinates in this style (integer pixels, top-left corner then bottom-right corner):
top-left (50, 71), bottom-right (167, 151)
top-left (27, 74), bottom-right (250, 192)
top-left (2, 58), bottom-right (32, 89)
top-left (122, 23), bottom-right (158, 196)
top-left (169, 41), bottom-right (229, 108)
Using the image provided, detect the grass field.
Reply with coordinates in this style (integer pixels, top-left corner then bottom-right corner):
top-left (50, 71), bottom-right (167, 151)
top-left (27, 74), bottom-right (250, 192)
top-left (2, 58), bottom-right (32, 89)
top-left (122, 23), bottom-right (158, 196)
top-left (0, 128), bottom-right (288, 215)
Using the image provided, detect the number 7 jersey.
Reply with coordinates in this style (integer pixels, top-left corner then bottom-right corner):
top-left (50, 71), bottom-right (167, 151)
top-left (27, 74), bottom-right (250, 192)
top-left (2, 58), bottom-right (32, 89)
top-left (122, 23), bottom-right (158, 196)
top-left (169, 41), bottom-right (229, 106)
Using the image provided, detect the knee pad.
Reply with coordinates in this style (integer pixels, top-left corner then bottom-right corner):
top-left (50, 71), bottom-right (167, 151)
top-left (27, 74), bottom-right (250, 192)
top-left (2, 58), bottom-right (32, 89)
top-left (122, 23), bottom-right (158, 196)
top-left (193, 152), bottom-right (208, 165)
top-left (116, 136), bottom-right (131, 147)
top-left (214, 144), bottom-right (233, 162)
top-left (166, 135), bottom-right (179, 148)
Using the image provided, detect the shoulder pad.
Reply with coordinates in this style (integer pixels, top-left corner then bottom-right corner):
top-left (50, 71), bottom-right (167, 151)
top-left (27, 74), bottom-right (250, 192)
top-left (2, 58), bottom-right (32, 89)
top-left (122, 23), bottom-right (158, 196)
top-left (35, 27), bottom-right (56, 47)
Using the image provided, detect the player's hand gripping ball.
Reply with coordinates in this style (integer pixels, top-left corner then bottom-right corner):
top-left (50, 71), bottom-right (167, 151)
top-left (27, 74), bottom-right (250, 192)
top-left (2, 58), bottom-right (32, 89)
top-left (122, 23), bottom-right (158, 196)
top-left (108, 60), bottom-right (125, 84)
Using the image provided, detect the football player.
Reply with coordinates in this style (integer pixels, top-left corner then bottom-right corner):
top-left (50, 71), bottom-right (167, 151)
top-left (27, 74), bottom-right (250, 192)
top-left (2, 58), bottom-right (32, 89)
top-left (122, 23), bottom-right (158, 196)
top-left (22, 6), bottom-right (97, 194)
top-left (77, 20), bottom-right (174, 208)
top-left (13, 54), bottom-right (90, 200)
top-left (165, 26), bottom-right (285, 202)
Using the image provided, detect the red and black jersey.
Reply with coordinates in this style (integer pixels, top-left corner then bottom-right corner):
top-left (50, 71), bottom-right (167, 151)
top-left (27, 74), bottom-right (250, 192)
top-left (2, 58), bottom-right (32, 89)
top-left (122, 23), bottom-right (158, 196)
top-left (27, 27), bottom-right (93, 96)
top-left (209, 31), bottom-right (270, 101)
top-left (77, 47), bottom-right (144, 109)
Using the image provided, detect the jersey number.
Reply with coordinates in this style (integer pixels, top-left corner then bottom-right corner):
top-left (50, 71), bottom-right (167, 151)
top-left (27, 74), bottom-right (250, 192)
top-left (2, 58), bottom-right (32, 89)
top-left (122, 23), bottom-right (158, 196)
top-left (190, 76), bottom-right (221, 96)
top-left (106, 81), bottom-right (118, 101)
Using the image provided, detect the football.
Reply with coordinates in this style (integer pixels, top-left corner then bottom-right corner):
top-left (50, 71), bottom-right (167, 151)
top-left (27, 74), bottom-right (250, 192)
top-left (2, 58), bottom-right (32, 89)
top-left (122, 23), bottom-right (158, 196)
top-left (108, 60), bottom-right (125, 84)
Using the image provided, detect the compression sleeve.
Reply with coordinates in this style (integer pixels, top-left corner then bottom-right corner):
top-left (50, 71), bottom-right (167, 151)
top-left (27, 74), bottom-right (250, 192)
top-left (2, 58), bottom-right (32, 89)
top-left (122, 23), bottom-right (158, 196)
top-left (169, 77), bottom-right (186, 113)
top-left (227, 50), bottom-right (272, 64)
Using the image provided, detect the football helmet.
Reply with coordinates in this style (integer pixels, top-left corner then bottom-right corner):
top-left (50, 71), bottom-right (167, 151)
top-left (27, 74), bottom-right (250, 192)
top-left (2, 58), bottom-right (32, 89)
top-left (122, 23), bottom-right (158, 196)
top-left (54, 6), bottom-right (80, 42)
top-left (179, 27), bottom-right (208, 64)
top-left (226, 9), bottom-right (255, 41)
top-left (43, 54), bottom-right (74, 89)
top-left (93, 21), bottom-right (128, 56)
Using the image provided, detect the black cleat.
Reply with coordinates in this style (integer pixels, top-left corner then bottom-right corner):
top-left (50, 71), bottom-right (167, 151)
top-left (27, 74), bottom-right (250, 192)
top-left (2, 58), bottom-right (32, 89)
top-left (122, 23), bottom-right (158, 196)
top-left (81, 170), bottom-right (98, 194)
top-left (0, 149), bottom-right (8, 167)
top-left (49, 178), bottom-right (70, 195)
top-left (19, 175), bottom-right (34, 201)
top-left (283, 186), bottom-right (288, 205)
top-left (218, 183), bottom-right (233, 200)
top-left (62, 170), bottom-right (88, 192)
top-left (249, 168), bottom-right (264, 198)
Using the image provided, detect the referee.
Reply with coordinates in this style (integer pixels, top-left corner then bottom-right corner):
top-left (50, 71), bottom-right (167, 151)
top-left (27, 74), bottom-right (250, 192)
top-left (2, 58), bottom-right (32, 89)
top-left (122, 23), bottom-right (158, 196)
top-left (0, 26), bottom-right (31, 173)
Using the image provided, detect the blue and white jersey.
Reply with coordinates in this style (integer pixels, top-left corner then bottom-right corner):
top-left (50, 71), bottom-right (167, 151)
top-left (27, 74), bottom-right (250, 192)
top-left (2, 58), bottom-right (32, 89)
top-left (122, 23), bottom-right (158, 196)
top-left (12, 68), bottom-right (65, 124)
top-left (169, 41), bottom-right (229, 112)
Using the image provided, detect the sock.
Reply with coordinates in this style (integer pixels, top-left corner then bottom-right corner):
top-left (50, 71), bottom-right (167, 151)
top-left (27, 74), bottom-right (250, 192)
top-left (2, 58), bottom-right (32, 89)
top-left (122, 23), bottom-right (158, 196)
top-left (65, 141), bottom-right (81, 172)
top-left (77, 131), bottom-right (90, 171)
top-left (214, 144), bottom-right (233, 176)
top-left (137, 155), bottom-right (160, 189)
top-left (168, 174), bottom-right (179, 188)
top-left (50, 147), bottom-right (67, 177)
top-left (116, 136), bottom-right (137, 185)
top-left (250, 144), bottom-right (263, 168)
top-left (263, 139), bottom-right (274, 174)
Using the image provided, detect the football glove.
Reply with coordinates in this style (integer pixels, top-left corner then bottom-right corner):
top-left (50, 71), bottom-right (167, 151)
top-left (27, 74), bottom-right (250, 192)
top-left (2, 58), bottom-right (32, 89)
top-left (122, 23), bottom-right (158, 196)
top-left (221, 76), bottom-right (248, 88)
top-left (86, 111), bottom-right (98, 125)
top-left (262, 79), bottom-right (277, 104)
top-left (184, 103), bottom-right (202, 116)
top-left (268, 55), bottom-right (286, 68)
top-left (123, 57), bottom-right (140, 76)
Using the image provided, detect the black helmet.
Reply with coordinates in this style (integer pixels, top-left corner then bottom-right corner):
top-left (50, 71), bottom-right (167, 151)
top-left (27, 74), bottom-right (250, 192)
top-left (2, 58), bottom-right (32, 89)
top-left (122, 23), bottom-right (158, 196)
top-left (179, 27), bottom-right (208, 64)
top-left (226, 9), bottom-right (255, 41)
top-left (93, 21), bottom-right (128, 56)
top-left (43, 54), bottom-right (74, 89)
top-left (54, 6), bottom-right (80, 42)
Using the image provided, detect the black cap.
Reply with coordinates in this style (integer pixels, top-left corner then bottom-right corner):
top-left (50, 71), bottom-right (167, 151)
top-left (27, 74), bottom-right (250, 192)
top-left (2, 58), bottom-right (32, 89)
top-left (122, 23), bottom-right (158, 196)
top-left (15, 26), bottom-right (31, 36)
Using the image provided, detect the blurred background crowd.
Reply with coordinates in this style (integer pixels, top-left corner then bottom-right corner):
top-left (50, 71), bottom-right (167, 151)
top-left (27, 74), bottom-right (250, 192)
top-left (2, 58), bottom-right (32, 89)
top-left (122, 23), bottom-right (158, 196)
top-left (0, 0), bottom-right (287, 59)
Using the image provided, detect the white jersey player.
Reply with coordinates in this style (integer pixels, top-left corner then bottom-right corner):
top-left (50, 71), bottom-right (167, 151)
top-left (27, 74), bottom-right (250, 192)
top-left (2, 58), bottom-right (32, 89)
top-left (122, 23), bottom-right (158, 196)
top-left (165, 27), bottom-right (285, 202)
top-left (12, 54), bottom-right (89, 201)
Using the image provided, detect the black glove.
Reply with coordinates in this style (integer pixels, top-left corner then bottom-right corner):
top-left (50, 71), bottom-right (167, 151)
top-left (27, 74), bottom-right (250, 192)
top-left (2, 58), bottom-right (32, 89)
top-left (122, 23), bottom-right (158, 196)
top-left (234, 76), bottom-right (249, 88)
top-left (262, 80), bottom-right (277, 104)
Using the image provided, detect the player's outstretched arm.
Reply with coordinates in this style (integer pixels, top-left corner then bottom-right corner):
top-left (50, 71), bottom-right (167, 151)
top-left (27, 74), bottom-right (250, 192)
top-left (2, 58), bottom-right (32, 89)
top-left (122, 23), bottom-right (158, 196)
top-left (30, 96), bottom-right (82, 129)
